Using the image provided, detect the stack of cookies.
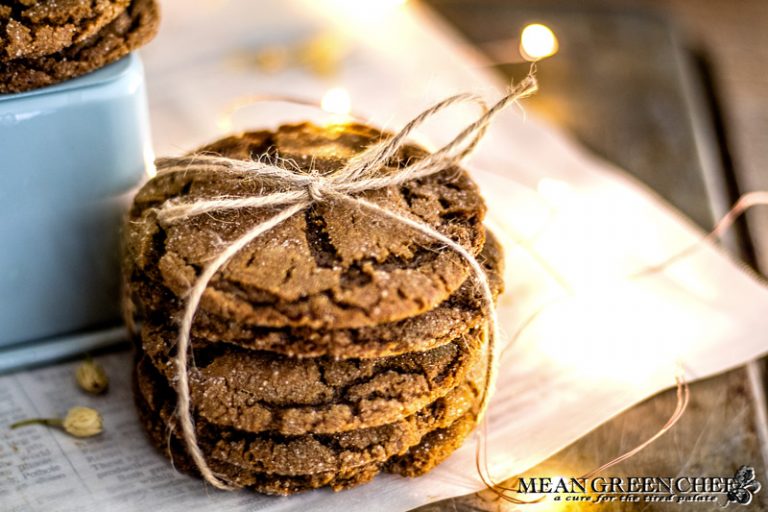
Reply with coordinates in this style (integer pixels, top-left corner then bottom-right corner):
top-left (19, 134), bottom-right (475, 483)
top-left (0, 0), bottom-right (159, 93)
top-left (123, 122), bottom-right (504, 495)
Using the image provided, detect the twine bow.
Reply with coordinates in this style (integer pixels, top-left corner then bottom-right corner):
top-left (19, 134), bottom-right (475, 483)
top-left (153, 76), bottom-right (537, 490)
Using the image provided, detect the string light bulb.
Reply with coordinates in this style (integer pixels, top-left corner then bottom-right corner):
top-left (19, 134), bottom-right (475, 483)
top-left (520, 23), bottom-right (559, 61)
top-left (321, 87), bottom-right (352, 117)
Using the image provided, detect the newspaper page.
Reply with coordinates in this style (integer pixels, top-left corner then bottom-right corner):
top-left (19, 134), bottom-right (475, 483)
top-left (0, 352), bottom-right (266, 512)
top-left (0, 352), bottom-right (317, 512)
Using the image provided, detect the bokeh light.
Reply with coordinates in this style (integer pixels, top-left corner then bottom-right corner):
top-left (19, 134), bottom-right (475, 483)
top-left (321, 87), bottom-right (352, 116)
top-left (520, 23), bottom-right (559, 61)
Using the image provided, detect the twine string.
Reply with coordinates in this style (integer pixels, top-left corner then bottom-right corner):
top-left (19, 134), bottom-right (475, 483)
top-left (152, 74), bottom-right (766, 494)
top-left (153, 76), bottom-right (538, 490)
top-left (172, 203), bottom-right (306, 490)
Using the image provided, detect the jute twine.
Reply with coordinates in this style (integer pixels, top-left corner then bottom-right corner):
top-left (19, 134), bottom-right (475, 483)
top-left (151, 77), bottom-right (538, 490)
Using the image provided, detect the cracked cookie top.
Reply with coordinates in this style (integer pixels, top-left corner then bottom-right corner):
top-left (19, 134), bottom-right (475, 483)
top-left (139, 324), bottom-right (484, 435)
top-left (0, 0), bottom-right (159, 93)
top-left (135, 355), bottom-right (480, 478)
top-left (124, 123), bottom-right (487, 329)
top-left (135, 364), bottom-right (480, 494)
top-left (129, 230), bottom-right (502, 359)
top-left (0, 0), bottom-right (130, 61)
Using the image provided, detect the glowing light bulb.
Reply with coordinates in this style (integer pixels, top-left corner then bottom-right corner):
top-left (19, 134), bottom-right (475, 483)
top-left (321, 87), bottom-right (352, 117)
top-left (520, 23), bottom-right (559, 61)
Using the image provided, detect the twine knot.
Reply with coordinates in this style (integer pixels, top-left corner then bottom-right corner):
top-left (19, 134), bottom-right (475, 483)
top-left (306, 173), bottom-right (328, 202)
top-left (150, 76), bottom-right (538, 491)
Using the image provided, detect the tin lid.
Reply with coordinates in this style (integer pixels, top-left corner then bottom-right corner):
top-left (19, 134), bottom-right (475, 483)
top-left (0, 54), bottom-right (136, 103)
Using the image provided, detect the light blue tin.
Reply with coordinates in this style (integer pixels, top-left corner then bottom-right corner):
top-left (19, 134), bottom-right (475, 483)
top-left (0, 54), bottom-right (151, 371)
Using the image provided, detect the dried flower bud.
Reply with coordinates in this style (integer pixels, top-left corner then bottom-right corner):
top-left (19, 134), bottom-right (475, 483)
top-left (75, 359), bottom-right (109, 394)
top-left (62, 407), bottom-right (103, 438)
top-left (10, 406), bottom-right (103, 438)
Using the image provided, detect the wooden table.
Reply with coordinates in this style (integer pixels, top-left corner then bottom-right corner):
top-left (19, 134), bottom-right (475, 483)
top-left (417, 1), bottom-right (768, 510)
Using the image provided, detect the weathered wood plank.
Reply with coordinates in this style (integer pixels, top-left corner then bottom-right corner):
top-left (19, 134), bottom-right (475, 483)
top-left (415, 2), bottom-right (768, 509)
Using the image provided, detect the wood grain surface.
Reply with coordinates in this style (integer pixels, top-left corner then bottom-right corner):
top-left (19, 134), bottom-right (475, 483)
top-left (416, 1), bottom-right (768, 510)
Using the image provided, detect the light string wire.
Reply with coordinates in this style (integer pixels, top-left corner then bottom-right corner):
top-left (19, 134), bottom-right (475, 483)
top-left (474, 191), bottom-right (768, 506)
top-left (151, 75), bottom-right (537, 490)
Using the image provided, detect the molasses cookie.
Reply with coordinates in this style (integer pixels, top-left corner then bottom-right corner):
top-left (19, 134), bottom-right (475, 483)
top-left (138, 324), bottom-right (484, 435)
top-left (136, 386), bottom-right (382, 494)
top-left (134, 356), bottom-right (481, 477)
top-left (123, 122), bottom-right (487, 330)
top-left (0, 0), bottom-right (130, 61)
top-left (386, 412), bottom-right (478, 477)
top-left (0, 0), bottom-right (159, 93)
top-left (132, 230), bottom-right (503, 359)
